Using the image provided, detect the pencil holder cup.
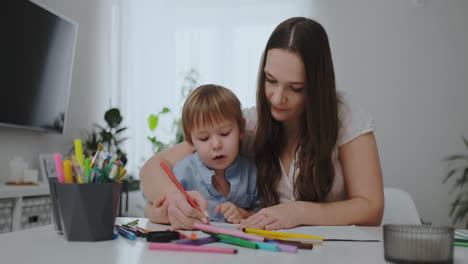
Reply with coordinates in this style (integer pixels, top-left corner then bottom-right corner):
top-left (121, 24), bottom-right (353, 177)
top-left (48, 178), bottom-right (63, 234)
top-left (50, 179), bottom-right (121, 241)
top-left (383, 224), bottom-right (454, 264)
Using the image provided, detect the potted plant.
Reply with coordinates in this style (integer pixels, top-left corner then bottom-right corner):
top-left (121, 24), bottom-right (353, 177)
top-left (443, 137), bottom-right (468, 228)
top-left (147, 68), bottom-right (199, 153)
top-left (79, 108), bottom-right (128, 165)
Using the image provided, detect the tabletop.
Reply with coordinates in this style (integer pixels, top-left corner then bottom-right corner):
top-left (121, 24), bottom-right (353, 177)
top-left (0, 217), bottom-right (467, 264)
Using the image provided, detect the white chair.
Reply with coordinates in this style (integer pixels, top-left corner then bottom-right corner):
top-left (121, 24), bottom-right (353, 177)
top-left (381, 187), bottom-right (422, 225)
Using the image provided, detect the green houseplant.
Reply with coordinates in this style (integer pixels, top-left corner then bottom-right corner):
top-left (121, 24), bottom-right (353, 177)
top-left (147, 68), bottom-right (199, 153)
top-left (80, 108), bottom-right (128, 165)
top-left (443, 137), bottom-right (468, 228)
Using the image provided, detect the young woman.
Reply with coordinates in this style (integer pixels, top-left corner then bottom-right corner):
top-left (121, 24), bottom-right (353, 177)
top-left (140, 17), bottom-right (384, 230)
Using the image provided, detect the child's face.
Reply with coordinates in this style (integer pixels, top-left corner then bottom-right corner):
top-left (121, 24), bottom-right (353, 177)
top-left (190, 118), bottom-right (242, 172)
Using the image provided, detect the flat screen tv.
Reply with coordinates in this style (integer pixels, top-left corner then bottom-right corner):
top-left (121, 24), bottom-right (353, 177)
top-left (1, 0), bottom-right (78, 134)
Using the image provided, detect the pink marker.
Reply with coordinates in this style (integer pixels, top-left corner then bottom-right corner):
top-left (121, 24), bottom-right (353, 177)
top-left (193, 223), bottom-right (264, 242)
top-left (53, 153), bottom-right (65, 183)
top-left (149, 243), bottom-right (237, 254)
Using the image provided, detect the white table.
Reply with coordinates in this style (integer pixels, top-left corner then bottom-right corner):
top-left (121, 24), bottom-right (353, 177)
top-left (0, 217), bottom-right (467, 264)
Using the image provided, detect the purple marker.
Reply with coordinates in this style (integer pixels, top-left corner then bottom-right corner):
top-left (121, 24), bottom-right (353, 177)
top-left (176, 236), bottom-right (219, 245)
top-left (266, 240), bottom-right (299, 253)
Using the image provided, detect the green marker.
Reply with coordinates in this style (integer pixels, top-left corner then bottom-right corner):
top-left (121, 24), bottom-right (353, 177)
top-left (455, 241), bottom-right (468, 247)
top-left (255, 242), bottom-right (280, 252)
top-left (84, 158), bottom-right (91, 182)
top-left (208, 233), bottom-right (258, 249)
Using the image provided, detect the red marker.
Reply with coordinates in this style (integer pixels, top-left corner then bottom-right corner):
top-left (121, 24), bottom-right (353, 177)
top-left (160, 161), bottom-right (205, 215)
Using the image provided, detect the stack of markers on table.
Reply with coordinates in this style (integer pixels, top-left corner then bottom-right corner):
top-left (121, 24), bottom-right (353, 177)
top-left (53, 139), bottom-right (127, 184)
top-left (117, 219), bottom-right (323, 254)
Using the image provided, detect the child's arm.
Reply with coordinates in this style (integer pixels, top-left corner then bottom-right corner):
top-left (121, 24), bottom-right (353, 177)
top-left (215, 202), bottom-right (255, 224)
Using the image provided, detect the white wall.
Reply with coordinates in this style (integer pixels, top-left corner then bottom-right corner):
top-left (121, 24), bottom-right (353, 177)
top-left (2, 0), bottom-right (466, 227)
top-left (0, 0), bottom-right (114, 182)
top-left (311, 0), bottom-right (468, 227)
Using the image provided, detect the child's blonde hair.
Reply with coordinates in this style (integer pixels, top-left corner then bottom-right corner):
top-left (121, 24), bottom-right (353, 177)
top-left (182, 84), bottom-right (244, 144)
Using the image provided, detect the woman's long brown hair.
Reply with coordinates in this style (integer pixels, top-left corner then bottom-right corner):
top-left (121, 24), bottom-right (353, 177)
top-left (254, 17), bottom-right (339, 207)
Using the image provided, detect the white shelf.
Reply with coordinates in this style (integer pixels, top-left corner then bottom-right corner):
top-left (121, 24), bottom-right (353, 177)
top-left (0, 184), bottom-right (49, 199)
top-left (0, 183), bottom-right (50, 232)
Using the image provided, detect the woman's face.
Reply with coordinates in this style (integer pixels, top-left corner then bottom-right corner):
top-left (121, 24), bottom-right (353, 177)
top-left (264, 48), bottom-right (306, 125)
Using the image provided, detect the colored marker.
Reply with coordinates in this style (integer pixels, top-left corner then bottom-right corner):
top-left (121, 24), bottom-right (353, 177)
top-left (211, 233), bottom-right (258, 249)
top-left (53, 153), bottom-right (65, 183)
top-left (194, 223), bottom-right (264, 242)
top-left (63, 160), bottom-right (74, 183)
top-left (71, 155), bottom-right (85, 183)
top-left (245, 230), bottom-right (322, 245)
top-left (123, 219), bottom-right (139, 227)
top-left (160, 161), bottom-right (208, 218)
top-left (149, 243), bottom-right (237, 254)
top-left (265, 239), bottom-right (313, 250)
top-left (176, 236), bottom-right (218, 245)
top-left (74, 139), bottom-right (84, 167)
top-left (135, 226), bottom-right (152, 233)
top-left (255, 242), bottom-right (280, 252)
top-left (264, 240), bottom-right (298, 253)
top-left (115, 225), bottom-right (136, 240)
top-left (455, 241), bottom-right (468, 247)
top-left (243, 227), bottom-right (323, 240)
top-left (121, 225), bottom-right (146, 237)
top-left (83, 158), bottom-right (91, 182)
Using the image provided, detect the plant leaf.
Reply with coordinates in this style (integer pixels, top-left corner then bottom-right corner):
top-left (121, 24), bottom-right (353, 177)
top-left (463, 136), bottom-right (468, 149)
top-left (100, 131), bottom-right (112, 143)
top-left (115, 137), bottom-right (129, 145)
top-left (104, 108), bottom-right (122, 128)
top-left (148, 114), bottom-right (159, 131)
top-left (147, 136), bottom-right (156, 143)
top-left (443, 154), bottom-right (468, 162)
top-left (115, 127), bottom-right (128, 134)
top-left (94, 124), bottom-right (105, 131)
top-left (443, 169), bottom-right (457, 183)
top-left (160, 107), bottom-right (170, 114)
top-left (453, 200), bottom-right (468, 225)
top-left (450, 194), bottom-right (463, 217)
top-left (460, 168), bottom-right (468, 188)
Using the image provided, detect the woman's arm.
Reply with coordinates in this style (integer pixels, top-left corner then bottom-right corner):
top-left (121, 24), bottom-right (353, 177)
top-left (240, 132), bottom-right (384, 229)
top-left (140, 142), bottom-right (209, 227)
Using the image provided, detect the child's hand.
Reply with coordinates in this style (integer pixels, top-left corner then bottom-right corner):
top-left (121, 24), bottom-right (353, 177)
top-left (214, 202), bottom-right (244, 224)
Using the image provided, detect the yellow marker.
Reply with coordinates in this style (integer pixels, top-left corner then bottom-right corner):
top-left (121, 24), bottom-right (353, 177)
top-left (115, 168), bottom-right (127, 182)
top-left (71, 156), bottom-right (84, 183)
top-left (74, 139), bottom-right (84, 167)
top-left (243, 228), bottom-right (323, 240)
top-left (245, 232), bottom-right (323, 245)
top-left (63, 160), bottom-right (74, 183)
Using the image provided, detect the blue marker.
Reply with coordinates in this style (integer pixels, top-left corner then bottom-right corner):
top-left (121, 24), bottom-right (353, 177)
top-left (115, 225), bottom-right (136, 240)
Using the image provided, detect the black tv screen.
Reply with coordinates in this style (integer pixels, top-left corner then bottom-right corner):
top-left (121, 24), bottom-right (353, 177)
top-left (1, 0), bottom-right (78, 134)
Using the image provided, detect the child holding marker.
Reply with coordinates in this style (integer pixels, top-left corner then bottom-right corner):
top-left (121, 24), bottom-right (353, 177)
top-left (147, 84), bottom-right (259, 225)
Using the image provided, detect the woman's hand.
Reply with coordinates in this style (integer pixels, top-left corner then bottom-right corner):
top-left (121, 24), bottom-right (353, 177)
top-left (239, 202), bottom-right (302, 230)
top-left (163, 191), bottom-right (209, 230)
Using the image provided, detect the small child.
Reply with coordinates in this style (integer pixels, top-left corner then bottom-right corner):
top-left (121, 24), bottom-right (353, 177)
top-left (172, 84), bottom-right (259, 223)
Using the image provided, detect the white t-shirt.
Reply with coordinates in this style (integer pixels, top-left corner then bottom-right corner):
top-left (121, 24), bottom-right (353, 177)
top-left (242, 91), bottom-right (375, 203)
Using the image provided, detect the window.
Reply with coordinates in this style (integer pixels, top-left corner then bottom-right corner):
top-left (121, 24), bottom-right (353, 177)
top-left (116, 0), bottom-right (312, 175)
